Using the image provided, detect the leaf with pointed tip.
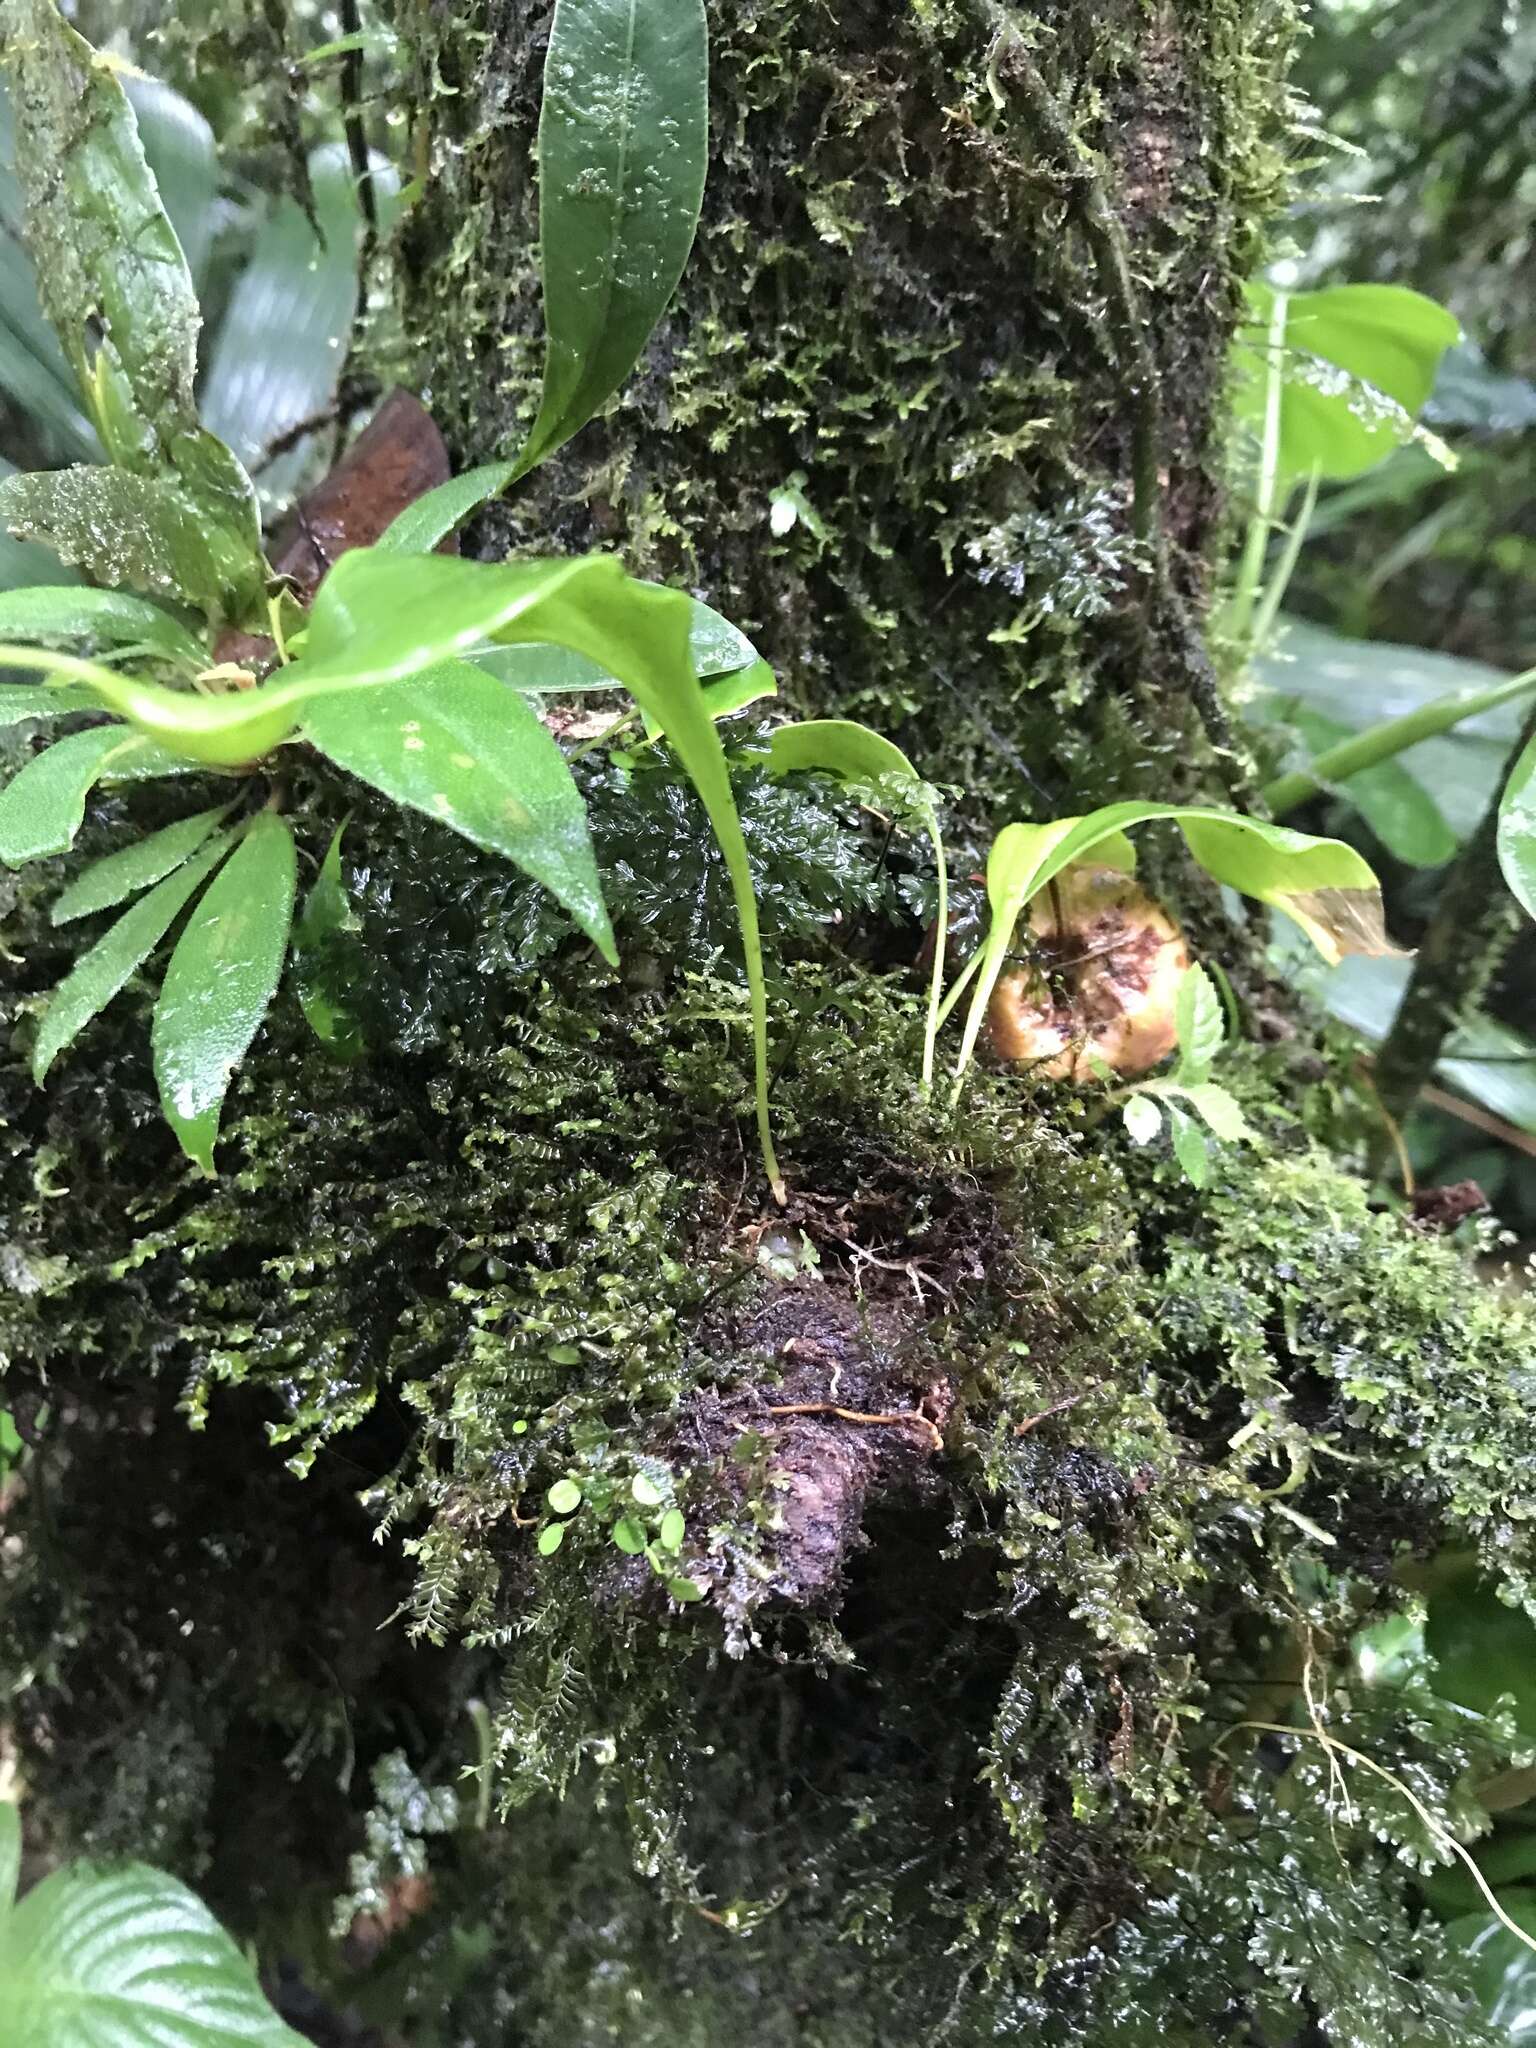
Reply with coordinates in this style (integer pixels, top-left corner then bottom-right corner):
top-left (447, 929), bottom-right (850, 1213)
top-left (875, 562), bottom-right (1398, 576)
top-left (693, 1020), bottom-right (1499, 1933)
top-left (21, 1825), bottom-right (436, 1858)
top-left (1173, 963), bottom-right (1223, 1084)
top-left (1173, 1082), bottom-right (1254, 1144)
top-left (0, 725), bottom-right (184, 867)
top-left (1168, 1106), bottom-right (1210, 1188)
top-left (304, 660), bottom-right (615, 961)
top-left (32, 830), bottom-right (236, 1082)
top-left (52, 803), bottom-right (231, 924)
top-left (292, 819), bottom-right (364, 1060)
top-left (1497, 731), bottom-right (1536, 924)
top-left (0, 583), bottom-right (207, 669)
top-left (151, 813), bottom-right (296, 1173)
top-left (0, 1847), bottom-right (306, 2047)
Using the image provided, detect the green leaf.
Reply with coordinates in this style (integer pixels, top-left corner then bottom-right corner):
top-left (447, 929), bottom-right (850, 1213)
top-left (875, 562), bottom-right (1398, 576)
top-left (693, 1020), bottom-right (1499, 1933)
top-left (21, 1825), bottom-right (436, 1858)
top-left (1442, 1893), bottom-right (1536, 2043)
top-left (952, 802), bottom-right (1386, 1095)
top-left (1235, 281), bottom-right (1460, 484)
top-left (547, 1478), bottom-right (582, 1515)
top-left (0, 1853), bottom-right (306, 2048)
top-left (631, 1473), bottom-right (664, 1508)
top-left (32, 830), bottom-right (235, 1083)
top-left (51, 803), bottom-right (230, 924)
top-left (0, 466), bottom-right (262, 625)
top-left (1497, 731), bottom-right (1536, 924)
top-left (1168, 1106), bottom-right (1210, 1188)
top-left (375, 0), bottom-right (709, 553)
top-left (303, 659), bottom-right (615, 963)
top-left (1287, 705), bottom-right (1459, 869)
top-left (0, 583), bottom-right (207, 670)
top-left (1426, 1568), bottom-right (1536, 1741)
top-left (0, 683), bottom-right (94, 727)
top-left (201, 143), bottom-right (400, 511)
top-left (1173, 963), bottom-right (1223, 1083)
top-left (292, 819), bottom-right (364, 1060)
top-left (537, 1523), bottom-right (566, 1555)
top-left (1174, 1082), bottom-right (1254, 1145)
top-left (2, 1), bottom-right (264, 599)
top-left (0, 725), bottom-right (175, 867)
top-left (658, 1507), bottom-right (686, 1552)
top-left (151, 812), bottom-right (297, 1173)
top-left (0, 1801), bottom-right (18, 1914)
top-left (611, 1517), bottom-right (647, 1554)
top-left (668, 1575), bottom-right (705, 1603)
top-left (1255, 618), bottom-right (1530, 844)
top-left (1122, 1093), bottom-right (1163, 1145)
top-left (124, 76), bottom-right (219, 290)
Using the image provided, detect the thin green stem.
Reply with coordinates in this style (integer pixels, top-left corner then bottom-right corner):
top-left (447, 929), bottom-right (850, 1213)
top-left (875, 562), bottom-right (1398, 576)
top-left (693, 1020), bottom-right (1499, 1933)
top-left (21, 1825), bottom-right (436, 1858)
top-left (1227, 286), bottom-right (1290, 645)
top-left (933, 940), bottom-right (984, 1034)
top-left (919, 816), bottom-right (948, 1096)
top-left (1249, 461), bottom-right (1319, 653)
top-left (1264, 664), bottom-right (1536, 817)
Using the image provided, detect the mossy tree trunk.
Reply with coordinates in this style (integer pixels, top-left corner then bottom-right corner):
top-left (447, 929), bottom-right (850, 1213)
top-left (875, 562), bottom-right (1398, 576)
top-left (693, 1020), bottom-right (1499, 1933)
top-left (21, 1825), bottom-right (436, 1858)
top-left (6, 6), bottom-right (1536, 2046)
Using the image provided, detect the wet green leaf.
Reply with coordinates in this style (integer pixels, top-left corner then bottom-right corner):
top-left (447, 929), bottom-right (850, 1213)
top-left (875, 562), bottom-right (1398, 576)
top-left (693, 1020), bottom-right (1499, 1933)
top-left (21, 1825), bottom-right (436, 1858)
top-left (1441, 1892), bottom-right (1536, 2042)
top-left (0, 1844), bottom-right (305, 2048)
top-left (0, 725), bottom-right (181, 867)
top-left (547, 1479), bottom-right (582, 1515)
top-left (1235, 281), bottom-right (1460, 483)
top-left (0, 466), bottom-right (261, 625)
top-left (51, 804), bottom-right (231, 925)
top-left (0, 684), bottom-right (92, 728)
top-left (537, 1523), bottom-right (565, 1556)
top-left (303, 659), bottom-right (615, 963)
top-left (611, 1517), bottom-right (647, 1554)
top-left (954, 803), bottom-right (1386, 1092)
top-left (124, 76), bottom-right (218, 290)
top-left (1173, 963), bottom-right (1223, 1083)
top-left (2, 0), bottom-right (263, 597)
top-left (32, 830), bottom-right (235, 1082)
top-left (151, 812), bottom-right (297, 1173)
top-left (1426, 1569), bottom-right (1536, 1741)
top-left (0, 584), bottom-right (206, 670)
top-left (291, 820), bottom-right (364, 1060)
top-left (1497, 732), bottom-right (1536, 924)
top-left (376, 0), bottom-right (708, 552)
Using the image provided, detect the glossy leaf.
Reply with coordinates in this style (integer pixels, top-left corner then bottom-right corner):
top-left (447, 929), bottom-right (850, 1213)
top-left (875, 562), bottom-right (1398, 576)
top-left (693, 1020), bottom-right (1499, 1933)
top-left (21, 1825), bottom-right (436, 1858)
top-left (0, 1844), bottom-right (305, 2048)
top-left (952, 803), bottom-right (1386, 1093)
top-left (1426, 1569), bottom-right (1536, 1741)
top-left (1255, 619), bottom-right (1530, 843)
top-left (376, 0), bottom-right (709, 552)
top-left (767, 717), bottom-right (949, 1091)
top-left (3, 3), bottom-right (263, 580)
top-left (0, 103), bottom-right (101, 464)
top-left (292, 820), bottom-right (364, 1059)
top-left (1286, 705), bottom-right (1459, 868)
top-left (0, 466), bottom-right (262, 625)
top-left (0, 457), bottom-right (84, 595)
top-left (1235, 281), bottom-right (1460, 483)
top-left (201, 143), bottom-right (400, 512)
top-left (304, 659), bottom-right (615, 961)
top-left (51, 804), bottom-right (231, 925)
top-left (0, 684), bottom-right (93, 728)
top-left (0, 725), bottom-right (181, 867)
top-left (123, 76), bottom-right (219, 290)
top-left (32, 831), bottom-right (236, 1082)
top-left (1498, 732), bottom-right (1536, 924)
top-left (1442, 1892), bottom-right (1536, 2041)
top-left (0, 584), bottom-right (207, 671)
top-left (151, 812), bottom-right (297, 1173)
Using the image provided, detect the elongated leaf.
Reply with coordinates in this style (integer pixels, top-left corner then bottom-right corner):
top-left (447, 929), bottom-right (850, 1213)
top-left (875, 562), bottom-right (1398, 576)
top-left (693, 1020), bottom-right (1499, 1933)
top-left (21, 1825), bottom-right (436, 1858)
top-left (201, 143), bottom-right (400, 512)
top-left (1497, 732), bottom-right (1536, 924)
top-left (1234, 282), bottom-right (1460, 483)
top-left (292, 820), bottom-right (364, 1059)
top-left (0, 584), bottom-right (206, 670)
top-left (1442, 1894), bottom-right (1536, 2042)
top-left (376, 0), bottom-right (709, 553)
top-left (1173, 964), bottom-right (1223, 1084)
top-left (52, 804), bottom-right (231, 924)
top-left (123, 76), bottom-right (218, 290)
top-left (304, 659), bottom-right (615, 960)
top-left (952, 804), bottom-right (1386, 1092)
top-left (0, 725), bottom-right (169, 867)
top-left (0, 684), bottom-right (93, 727)
top-left (0, 466), bottom-right (261, 625)
top-left (2, 1), bottom-right (264, 599)
top-left (0, 456), bottom-right (84, 595)
top-left (0, 1851), bottom-right (305, 2048)
top-left (1174, 1082), bottom-right (1254, 1144)
top-left (32, 831), bottom-right (235, 1081)
top-left (1168, 1106), bottom-right (1209, 1188)
top-left (152, 812), bottom-right (297, 1172)
top-left (1286, 705), bottom-right (1458, 868)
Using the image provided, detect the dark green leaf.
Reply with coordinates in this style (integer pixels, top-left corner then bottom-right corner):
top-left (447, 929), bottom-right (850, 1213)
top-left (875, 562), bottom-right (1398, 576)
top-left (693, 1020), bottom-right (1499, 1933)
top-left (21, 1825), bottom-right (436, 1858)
top-left (1426, 1570), bottom-right (1536, 1740)
top-left (51, 804), bottom-right (231, 924)
top-left (0, 466), bottom-right (262, 625)
top-left (292, 819), bottom-right (364, 1060)
top-left (1497, 732), bottom-right (1536, 924)
top-left (0, 1851), bottom-right (306, 2047)
top-left (1441, 1893), bottom-right (1536, 2040)
top-left (123, 76), bottom-right (218, 289)
top-left (1287, 706), bottom-right (1459, 868)
top-left (151, 812), bottom-right (297, 1173)
top-left (1235, 281), bottom-right (1460, 483)
top-left (375, 0), bottom-right (709, 552)
top-left (32, 830), bottom-right (235, 1082)
top-left (0, 584), bottom-right (206, 670)
top-left (526, 0), bottom-right (708, 470)
top-left (0, 725), bottom-right (176, 867)
top-left (303, 659), bottom-right (615, 963)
